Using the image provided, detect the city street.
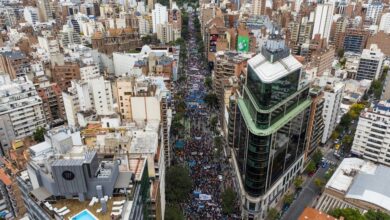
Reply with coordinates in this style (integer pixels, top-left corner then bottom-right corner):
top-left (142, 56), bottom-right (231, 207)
top-left (281, 144), bottom-right (339, 220)
top-left (172, 11), bottom-right (239, 219)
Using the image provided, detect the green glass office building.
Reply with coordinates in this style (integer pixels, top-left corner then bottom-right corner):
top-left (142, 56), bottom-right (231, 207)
top-left (229, 33), bottom-right (311, 219)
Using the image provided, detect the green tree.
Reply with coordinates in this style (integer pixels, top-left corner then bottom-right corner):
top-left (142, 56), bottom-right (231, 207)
top-left (33, 127), bottom-right (46, 142)
top-left (342, 135), bottom-right (353, 151)
top-left (165, 204), bottom-right (184, 220)
top-left (222, 187), bottom-right (236, 215)
top-left (205, 76), bottom-right (212, 89)
top-left (364, 209), bottom-right (390, 220)
top-left (294, 176), bottom-right (304, 189)
top-left (312, 150), bottom-right (323, 164)
top-left (314, 178), bottom-right (325, 188)
top-left (166, 166), bottom-right (193, 202)
top-left (267, 208), bottom-right (280, 220)
top-left (210, 115), bottom-right (218, 131)
top-left (204, 93), bottom-right (218, 108)
top-left (339, 113), bottom-right (352, 128)
top-left (283, 193), bottom-right (294, 206)
top-left (337, 49), bottom-right (344, 58)
top-left (329, 208), bottom-right (365, 220)
top-left (331, 130), bottom-right (340, 140)
top-left (324, 168), bottom-right (335, 181)
top-left (305, 161), bottom-right (316, 174)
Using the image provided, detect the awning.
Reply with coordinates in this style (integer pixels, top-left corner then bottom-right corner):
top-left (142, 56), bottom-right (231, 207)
top-left (31, 187), bottom-right (52, 202)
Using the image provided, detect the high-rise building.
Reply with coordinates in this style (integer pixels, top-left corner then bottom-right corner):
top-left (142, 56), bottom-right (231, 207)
top-left (35, 77), bottom-right (65, 127)
top-left (37, 0), bottom-right (53, 22)
top-left (305, 87), bottom-right (325, 159)
top-left (23, 7), bottom-right (39, 25)
top-left (59, 24), bottom-right (81, 48)
top-left (0, 74), bottom-right (46, 155)
top-left (318, 78), bottom-right (344, 144)
top-left (351, 100), bottom-right (390, 165)
top-left (214, 51), bottom-right (251, 134)
top-left (229, 31), bottom-right (311, 220)
top-left (339, 28), bottom-right (369, 53)
top-left (0, 51), bottom-right (30, 80)
top-left (312, 3), bottom-right (334, 42)
top-left (366, 1), bottom-right (383, 24)
top-left (252, 0), bottom-right (266, 16)
top-left (356, 44), bottom-right (384, 80)
top-left (152, 3), bottom-right (168, 33)
top-left (379, 12), bottom-right (390, 33)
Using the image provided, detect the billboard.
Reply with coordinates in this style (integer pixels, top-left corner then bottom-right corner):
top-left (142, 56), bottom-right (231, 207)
top-left (209, 34), bottom-right (218, 52)
top-left (237, 36), bottom-right (249, 52)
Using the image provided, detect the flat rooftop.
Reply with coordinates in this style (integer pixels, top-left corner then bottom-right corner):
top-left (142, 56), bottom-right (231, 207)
top-left (326, 158), bottom-right (390, 211)
top-left (247, 53), bottom-right (302, 83)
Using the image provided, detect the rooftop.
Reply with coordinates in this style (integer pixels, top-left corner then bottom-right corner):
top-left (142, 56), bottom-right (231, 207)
top-left (298, 207), bottom-right (337, 220)
top-left (247, 53), bottom-right (302, 83)
top-left (326, 158), bottom-right (390, 211)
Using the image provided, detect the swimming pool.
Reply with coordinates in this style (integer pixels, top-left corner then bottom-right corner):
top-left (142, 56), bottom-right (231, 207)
top-left (71, 209), bottom-right (98, 220)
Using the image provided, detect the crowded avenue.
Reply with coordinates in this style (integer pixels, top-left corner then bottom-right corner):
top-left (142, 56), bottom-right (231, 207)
top-left (172, 11), bottom-right (240, 219)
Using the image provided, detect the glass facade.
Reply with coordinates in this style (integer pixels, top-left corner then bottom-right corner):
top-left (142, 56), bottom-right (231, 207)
top-left (246, 65), bottom-right (300, 110)
top-left (232, 57), bottom-right (311, 198)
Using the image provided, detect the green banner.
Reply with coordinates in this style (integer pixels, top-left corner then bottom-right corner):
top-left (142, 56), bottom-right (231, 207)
top-left (237, 36), bottom-right (249, 52)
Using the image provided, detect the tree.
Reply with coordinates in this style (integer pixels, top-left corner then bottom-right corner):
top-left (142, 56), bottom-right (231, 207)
top-left (331, 130), bottom-right (340, 140)
top-left (342, 135), bottom-right (353, 148)
top-left (329, 208), bottom-right (365, 220)
top-left (337, 49), bottom-right (344, 58)
top-left (294, 176), bottom-right (304, 189)
top-left (165, 204), bottom-right (184, 220)
top-left (364, 209), bottom-right (390, 220)
top-left (205, 76), bottom-right (212, 89)
top-left (305, 161), bottom-right (316, 174)
top-left (267, 208), bottom-right (280, 220)
top-left (339, 113), bottom-right (352, 128)
top-left (33, 127), bottom-right (46, 142)
top-left (210, 115), bottom-right (218, 131)
top-left (222, 187), bottom-right (236, 215)
top-left (166, 166), bottom-right (193, 203)
top-left (314, 178), bottom-right (325, 188)
top-left (312, 150), bottom-right (323, 164)
top-left (204, 93), bottom-right (218, 108)
top-left (283, 193), bottom-right (294, 206)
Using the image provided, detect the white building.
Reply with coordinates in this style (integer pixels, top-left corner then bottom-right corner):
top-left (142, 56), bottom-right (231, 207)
top-left (316, 77), bottom-right (345, 143)
top-left (366, 2), bottom-right (383, 24)
top-left (152, 3), bottom-right (168, 33)
top-left (0, 74), bottom-right (46, 154)
top-left (156, 22), bottom-right (174, 44)
top-left (113, 45), bottom-right (171, 76)
top-left (379, 12), bottom-right (390, 34)
top-left (59, 24), bottom-right (81, 48)
top-left (356, 44), bottom-right (384, 81)
top-left (23, 7), bottom-right (39, 25)
top-left (252, 0), bottom-right (265, 16)
top-left (312, 3), bottom-right (334, 41)
top-left (63, 76), bottom-right (114, 128)
top-left (80, 64), bottom-right (100, 80)
top-left (138, 15), bottom-right (152, 36)
top-left (351, 100), bottom-right (390, 166)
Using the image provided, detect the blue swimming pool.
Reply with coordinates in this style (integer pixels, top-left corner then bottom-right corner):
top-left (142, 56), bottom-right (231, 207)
top-left (71, 210), bottom-right (97, 220)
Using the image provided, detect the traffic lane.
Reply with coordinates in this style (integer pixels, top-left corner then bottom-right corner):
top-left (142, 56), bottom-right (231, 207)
top-left (281, 167), bottom-right (327, 220)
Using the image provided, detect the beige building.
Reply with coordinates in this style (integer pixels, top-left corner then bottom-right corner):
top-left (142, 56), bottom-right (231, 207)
top-left (316, 158), bottom-right (390, 215)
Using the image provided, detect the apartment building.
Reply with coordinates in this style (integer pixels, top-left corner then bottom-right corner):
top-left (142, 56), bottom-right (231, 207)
top-left (0, 51), bottom-right (30, 79)
top-left (213, 51), bottom-right (252, 134)
top-left (316, 77), bottom-right (345, 144)
top-left (115, 75), bottom-right (172, 166)
top-left (351, 100), bottom-right (390, 166)
top-left (0, 74), bottom-right (46, 155)
top-left (35, 77), bottom-right (65, 127)
top-left (305, 87), bottom-right (325, 159)
top-left (356, 44), bottom-right (384, 81)
top-left (62, 76), bottom-right (114, 128)
top-left (51, 62), bottom-right (81, 91)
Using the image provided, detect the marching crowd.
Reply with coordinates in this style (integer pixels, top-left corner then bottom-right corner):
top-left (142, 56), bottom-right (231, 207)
top-left (172, 11), bottom-right (239, 219)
